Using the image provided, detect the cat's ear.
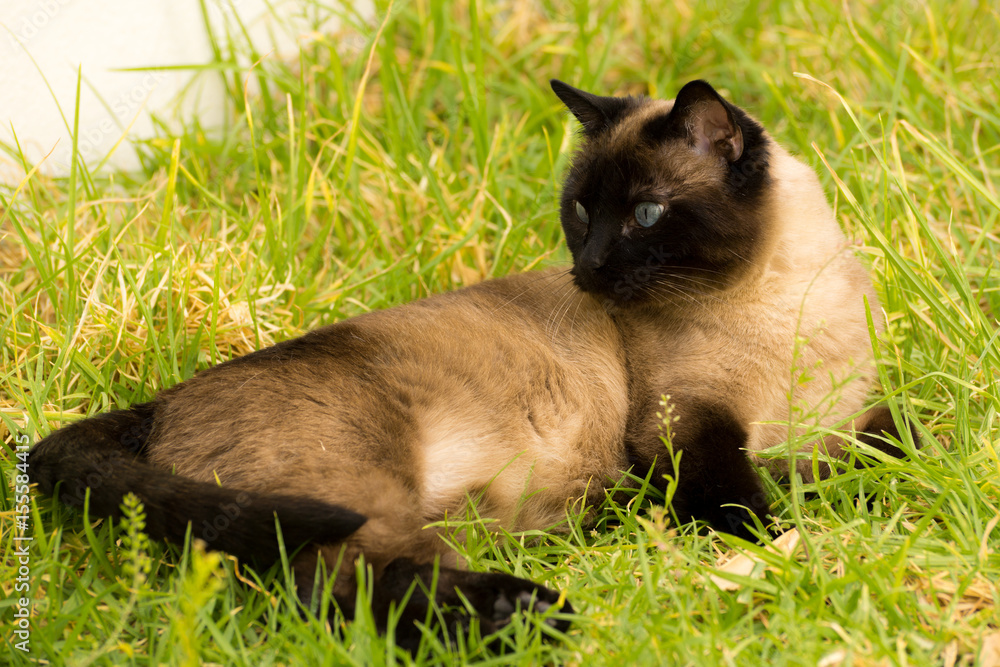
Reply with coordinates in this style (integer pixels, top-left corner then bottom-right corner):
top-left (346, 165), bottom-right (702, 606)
top-left (551, 79), bottom-right (632, 136)
top-left (668, 80), bottom-right (744, 162)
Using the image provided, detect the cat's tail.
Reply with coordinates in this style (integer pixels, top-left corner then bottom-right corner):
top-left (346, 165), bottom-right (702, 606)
top-left (27, 402), bottom-right (366, 564)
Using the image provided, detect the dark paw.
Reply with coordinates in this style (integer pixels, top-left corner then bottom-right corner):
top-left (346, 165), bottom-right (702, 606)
top-left (487, 582), bottom-right (574, 633)
top-left (856, 406), bottom-right (920, 462)
top-left (430, 567), bottom-right (573, 637)
top-left (375, 559), bottom-right (573, 651)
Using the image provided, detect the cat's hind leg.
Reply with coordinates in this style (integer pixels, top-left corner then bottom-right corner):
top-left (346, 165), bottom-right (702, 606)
top-left (373, 558), bottom-right (573, 652)
top-left (290, 471), bottom-right (573, 650)
top-left (793, 405), bottom-right (920, 482)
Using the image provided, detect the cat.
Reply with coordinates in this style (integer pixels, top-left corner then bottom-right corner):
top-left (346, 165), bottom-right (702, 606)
top-left (28, 79), bottom-right (915, 650)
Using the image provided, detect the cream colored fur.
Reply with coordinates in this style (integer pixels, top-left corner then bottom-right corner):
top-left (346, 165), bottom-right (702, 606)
top-left (144, 117), bottom-right (881, 575)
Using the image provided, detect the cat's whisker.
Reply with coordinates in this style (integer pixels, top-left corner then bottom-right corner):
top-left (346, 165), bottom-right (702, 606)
top-left (544, 291), bottom-right (568, 336)
top-left (656, 274), bottom-right (729, 295)
top-left (567, 291), bottom-right (585, 339)
top-left (553, 285), bottom-right (583, 337)
top-left (649, 282), bottom-right (704, 308)
top-left (648, 275), bottom-right (724, 300)
top-left (545, 281), bottom-right (578, 338)
top-left (643, 280), bottom-right (730, 328)
top-left (652, 265), bottom-right (732, 283)
top-left (664, 292), bottom-right (728, 330)
top-left (728, 248), bottom-right (753, 265)
top-left (490, 268), bottom-right (572, 314)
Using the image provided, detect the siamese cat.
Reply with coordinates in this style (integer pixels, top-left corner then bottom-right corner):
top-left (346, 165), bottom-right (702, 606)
top-left (28, 79), bottom-right (914, 649)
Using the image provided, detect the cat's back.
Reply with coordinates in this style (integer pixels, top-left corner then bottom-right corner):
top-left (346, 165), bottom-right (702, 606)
top-left (145, 268), bottom-right (631, 523)
top-left (724, 145), bottom-right (880, 450)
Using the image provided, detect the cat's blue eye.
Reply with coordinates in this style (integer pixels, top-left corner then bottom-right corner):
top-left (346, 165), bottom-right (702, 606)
top-left (635, 201), bottom-right (664, 228)
top-left (575, 200), bottom-right (589, 224)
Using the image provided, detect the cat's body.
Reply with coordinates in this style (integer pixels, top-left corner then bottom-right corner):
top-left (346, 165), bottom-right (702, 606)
top-left (150, 270), bottom-right (630, 564)
top-left (29, 80), bottom-right (913, 649)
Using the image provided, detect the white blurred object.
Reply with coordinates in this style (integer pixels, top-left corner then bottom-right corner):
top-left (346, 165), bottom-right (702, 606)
top-left (0, 0), bottom-right (372, 183)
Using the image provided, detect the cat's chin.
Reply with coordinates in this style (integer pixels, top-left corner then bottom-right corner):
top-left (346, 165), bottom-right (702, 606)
top-left (573, 270), bottom-right (732, 313)
top-left (571, 273), bottom-right (654, 312)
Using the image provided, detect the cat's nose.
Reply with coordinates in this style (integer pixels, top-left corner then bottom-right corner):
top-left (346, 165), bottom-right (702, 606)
top-left (579, 230), bottom-right (614, 270)
top-left (579, 247), bottom-right (610, 270)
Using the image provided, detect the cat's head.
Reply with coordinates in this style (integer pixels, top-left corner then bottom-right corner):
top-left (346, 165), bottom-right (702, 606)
top-left (552, 79), bottom-right (774, 308)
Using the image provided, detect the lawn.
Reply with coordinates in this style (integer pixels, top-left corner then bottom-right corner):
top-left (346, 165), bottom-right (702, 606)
top-left (2, 0), bottom-right (999, 664)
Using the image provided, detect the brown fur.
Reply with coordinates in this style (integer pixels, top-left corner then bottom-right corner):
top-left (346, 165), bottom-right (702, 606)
top-left (148, 277), bottom-right (631, 565)
top-left (29, 80), bottom-right (915, 648)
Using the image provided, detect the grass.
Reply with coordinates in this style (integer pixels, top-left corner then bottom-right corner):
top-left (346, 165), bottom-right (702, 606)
top-left (1, 0), bottom-right (999, 664)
